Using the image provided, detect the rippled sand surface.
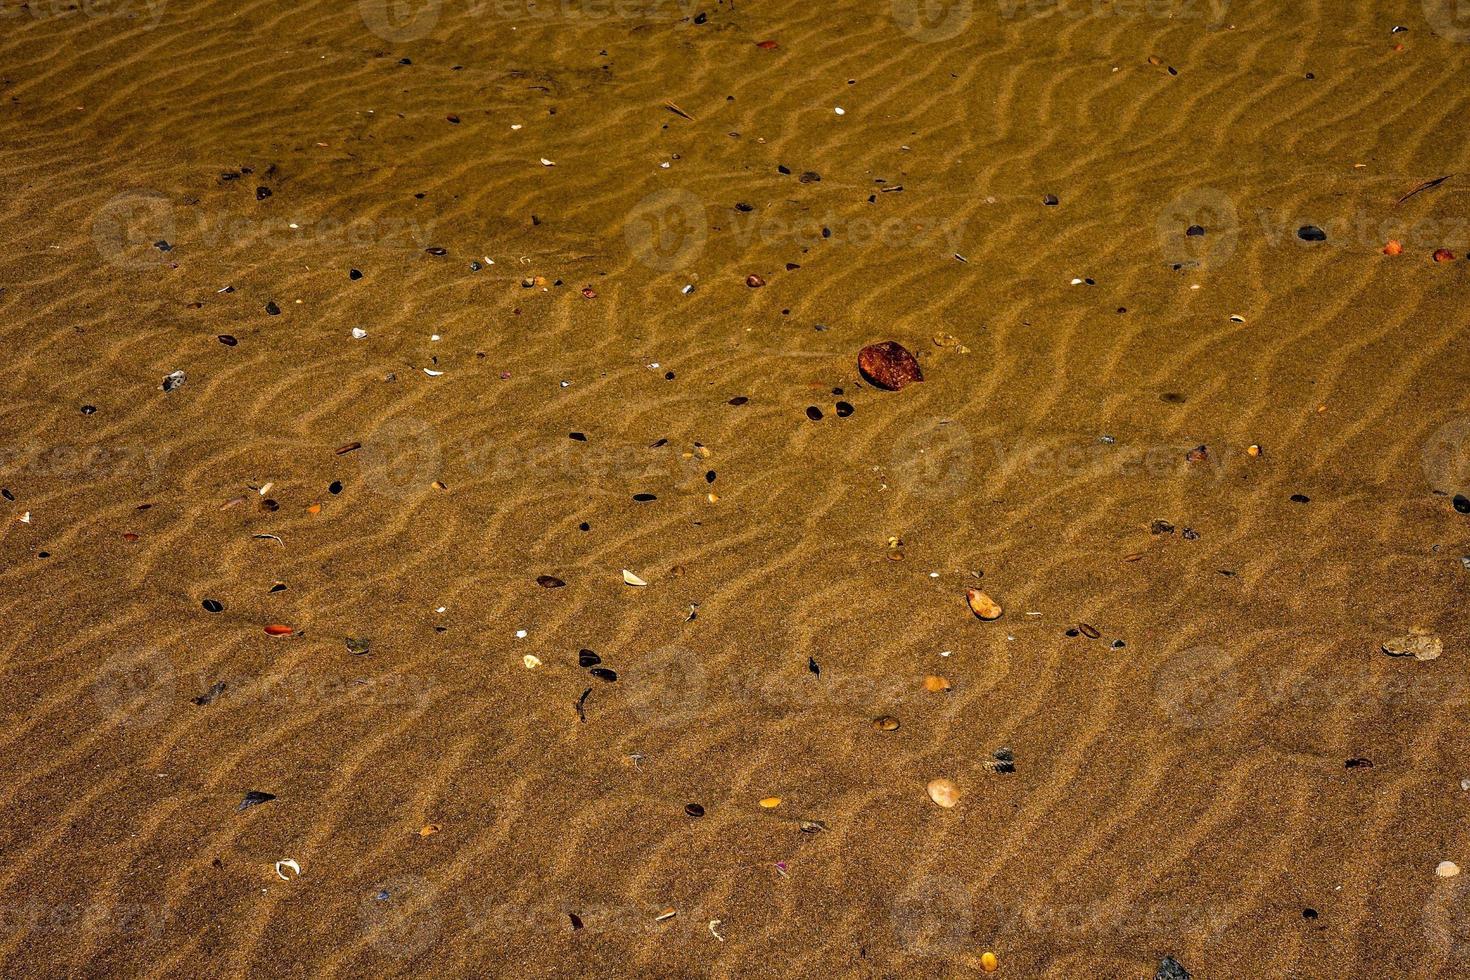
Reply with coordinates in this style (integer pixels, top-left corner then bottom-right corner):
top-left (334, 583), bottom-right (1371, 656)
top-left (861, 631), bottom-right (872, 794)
top-left (3, 0), bottom-right (1470, 975)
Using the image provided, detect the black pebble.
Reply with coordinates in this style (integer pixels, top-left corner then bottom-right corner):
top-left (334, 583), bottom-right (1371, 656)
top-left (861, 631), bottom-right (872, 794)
top-left (692, 11), bottom-right (706, 23)
top-left (1303, 907), bottom-right (1319, 920)
top-left (329, 480), bottom-right (342, 494)
top-left (1298, 226), bottom-right (1327, 242)
top-left (218, 334), bottom-right (237, 346)
top-left (589, 667), bottom-right (618, 682)
top-left (237, 790), bottom-right (276, 812)
top-left (569, 432), bottom-right (587, 441)
top-left (806, 406), bottom-right (823, 421)
top-left (349, 269), bottom-right (363, 280)
top-left (1042, 194), bottom-right (1058, 206)
top-left (632, 493), bottom-right (656, 502)
top-left (81, 405), bottom-right (96, 415)
top-left (728, 396), bottom-right (748, 406)
top-left (578, 522), bottom-right (590, 531)
top-left (154, 240), bottom-right (172, 252)
top-left (265, 301), bottom-right (280, 315)
top-left (1291, 493), bottom-right (1310, 503)
top-left (1186, 225), bottom-right (1205, 236)
top-left (685, 802), bottom-right (705, 816)
top-left (1454, 494), bottom-right (1470, 514)
top-left (705, 470), bottom-right (716, 483)
top-left (735, 202), bottom-right (754, 212)
top-left (202, 598), bottom-right (223, 613)
top-left (578, 649), bottom-right (601, 667)
top-left (835, 401), bottom-right (854, 417)
top-left (256, 187), bottom-right (271, 200)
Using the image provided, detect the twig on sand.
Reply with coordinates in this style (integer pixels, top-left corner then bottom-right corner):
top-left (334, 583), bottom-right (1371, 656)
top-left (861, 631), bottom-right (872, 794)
top-left (1396, 174), bottom-right (1452, 205)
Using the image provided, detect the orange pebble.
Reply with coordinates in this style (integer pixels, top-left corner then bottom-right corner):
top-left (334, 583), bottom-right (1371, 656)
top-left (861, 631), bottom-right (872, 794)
top-left (264, 624), bottom-right (295, 636)
top-left (1383, 240), bottom-right (1402, 256)
top-left (306, 503), bottom-right (321, 514)
top-left (1434, 248), bottom-right (1456, 263)
top-left (1247, 444), bottom-right (1261, 457)
top-left (982, 950), bottom-right (999, 971)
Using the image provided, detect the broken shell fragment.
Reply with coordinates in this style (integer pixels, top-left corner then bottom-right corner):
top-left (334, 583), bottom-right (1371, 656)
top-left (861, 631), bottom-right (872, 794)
top-left (923, 675), bottom-right (952, 692)
top-left (758, 796), bottom-right (782, 809)
top-left (966, 588), bottom-right (1003, 621)
top-left (274, 859), bottom-right (301, 880)
top-left (622, 569), bottom-right (648, 587)
top-left (1382, 632), bottom-right (1442, 661)
top-left (857, 341), bottom-right (923, 391)
top-left (926, 778), bottom-right (960, 808)
top-left (872, 715), bottom-right (900, 732)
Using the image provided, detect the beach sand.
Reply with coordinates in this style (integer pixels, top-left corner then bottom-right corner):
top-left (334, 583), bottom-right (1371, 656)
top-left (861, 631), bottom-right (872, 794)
top-left (2, 0), bottom-right (1470, 975)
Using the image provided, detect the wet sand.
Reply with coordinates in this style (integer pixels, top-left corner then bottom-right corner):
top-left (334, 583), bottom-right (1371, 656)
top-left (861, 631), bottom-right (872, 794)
top-left (3, 0), bottom-right (1470, 975)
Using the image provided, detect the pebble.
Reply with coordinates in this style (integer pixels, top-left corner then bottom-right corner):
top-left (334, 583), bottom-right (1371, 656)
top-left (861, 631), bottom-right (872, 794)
top-left (926, 778), bottom-right (960, 808)
top-left (1381, 632), bottom-right (1442, 661)
top-left (966, 588), bottom-right (1003, 620)
top-left (1298, 226), bottom-right (1327, 242)
top-left (857, 341), bottom-right (923, 391)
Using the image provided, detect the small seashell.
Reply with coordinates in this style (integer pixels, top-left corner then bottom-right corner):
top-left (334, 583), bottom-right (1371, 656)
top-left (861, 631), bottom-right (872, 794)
top-left (923, 675), bottom-right (952, 692)
top-left (926, 778), bottom-right (960, 808)
top-left (966, 588), bottom-right (1002, 621)
top-left (420, 823), bottom-right (440, 836)
top-left (622, 569), bottom-right (648, 587)
top-left (872, 716), bottom-right (900, 732)
top-left (1382, 632), bottom-right (1442, 661)
top-left (522, 654), bottom-right (542, 669)
top-left (1439, 860), bottom-right (1461, 878)
top-left (759, 796), bottom-right (782, 809)
top-left (274, 859), bottom-right (301, 880)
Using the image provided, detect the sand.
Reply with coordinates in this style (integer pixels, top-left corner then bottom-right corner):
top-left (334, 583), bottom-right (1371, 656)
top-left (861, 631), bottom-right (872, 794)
top-left (2, 0), bottom-right (1470, 975)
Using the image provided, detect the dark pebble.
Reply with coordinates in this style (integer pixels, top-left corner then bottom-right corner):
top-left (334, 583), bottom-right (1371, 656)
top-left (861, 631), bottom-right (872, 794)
top-left (578, 649), bottom-right (601, 668)
top-left (806, 406), bottom-right (823, 421)
top-left (1298, 225), bottom-right (1327, 242)
top-left (255, 187), bottom-right (271, 201)
top-left (569, 432), bottom-right (587, 441)
top-left (1186, 225), bottom-right (1205, 236)
top-left (589, 667), bottom-right (618, 682)
top-left (202, 598), bottom-right (223, 613)
top-left (237, 790), bottom-right (276, 812)
top-left (265, 301), bottom-right (280, 315)
top-left (728, 396), bottom-right (748, 406)
top-left (81, 405), bottom-right (96, 415)
top-left (426, 246), bottom-right (447, 256)
top-left (632, 493), bottom-right (657, 502)
top-left (1155, 957), bottom-right (1191, 980)
top-left (835, 401), bottom-right (854, 417)
top-left (1454, 494), bottom-right (1470, 514)
top-left (1291, 494), bottom-right (1310, 503)
top-left (329, 480), bottom-right (342, 494)
top-left (218, 334), bottom-right (237, 346)
top-left (1303, 907), bottom-right (1319, 920)
top-left (685, 802), bottom-right (705, 817)
top-left (349, 268), bottom-right (363, 280)
top-left (1042, 194), bottom-right (1058, 206)
top-left (705, 470), bottom-right (716, 483)
top-left (536, 575), bottom-right (567, 588)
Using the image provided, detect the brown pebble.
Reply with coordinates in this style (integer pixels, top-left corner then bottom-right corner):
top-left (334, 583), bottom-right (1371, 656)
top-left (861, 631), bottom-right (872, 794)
top-left (965, 588), bottom-right (1003, 620)
top-left (857, 341), bottom-right (923, 391)
top-left (872, 716), bottom-right (900, 732)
